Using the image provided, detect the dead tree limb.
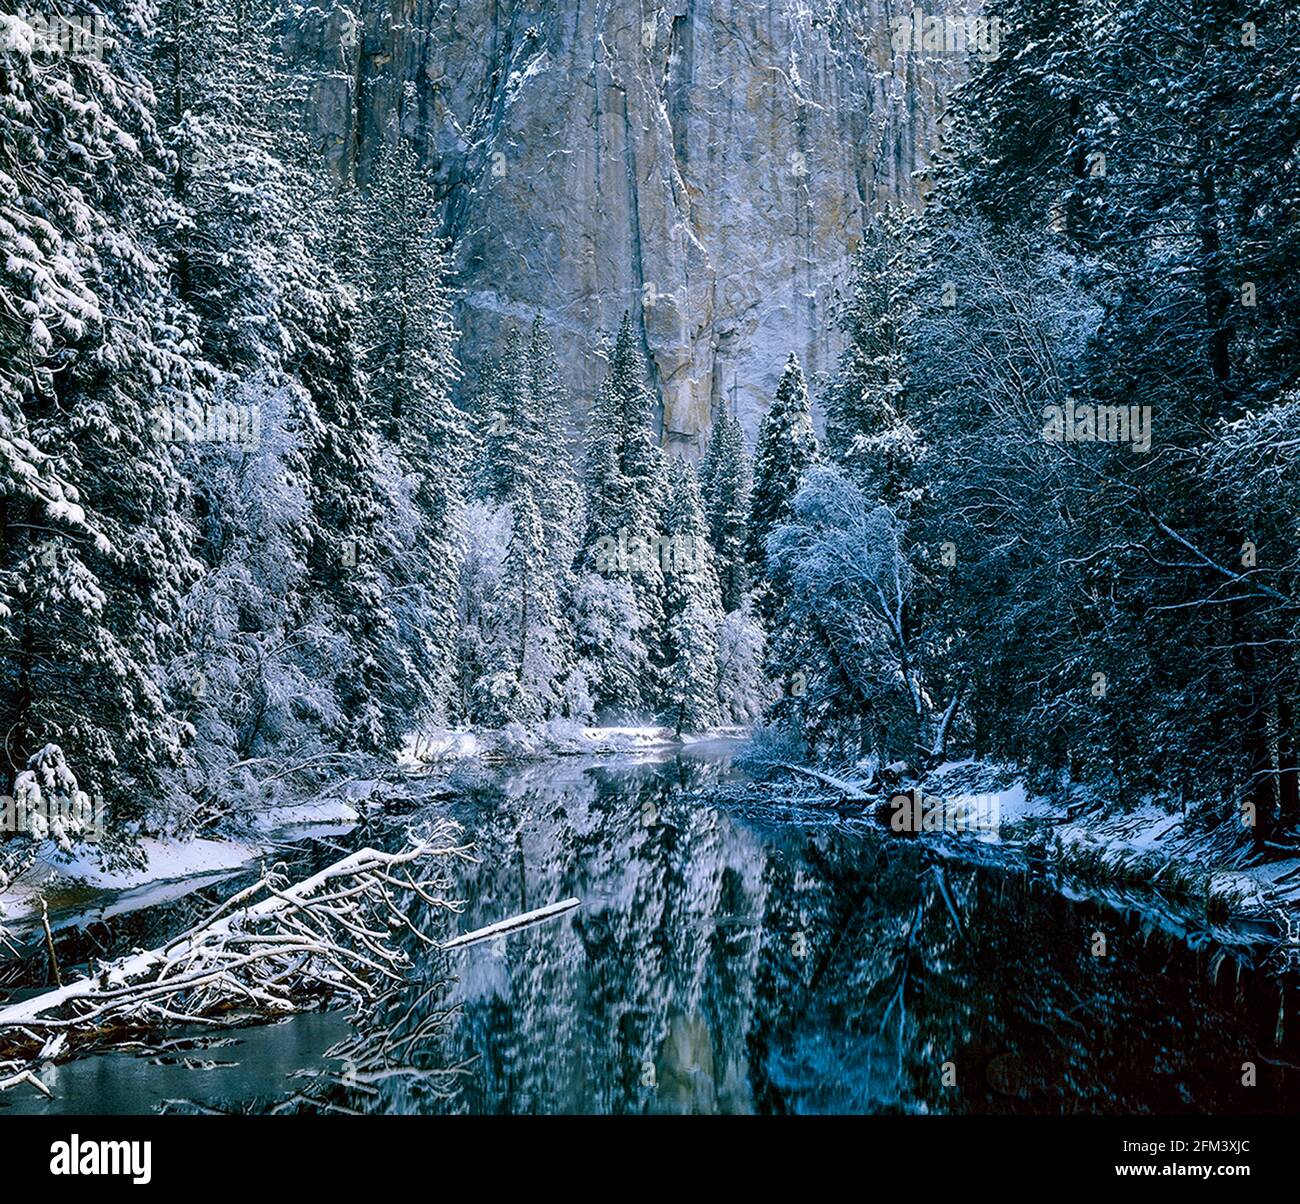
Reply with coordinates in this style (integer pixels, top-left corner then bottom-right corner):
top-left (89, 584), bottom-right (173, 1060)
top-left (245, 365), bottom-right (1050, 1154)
top-left (0, 821), bottom-right (475, 1082)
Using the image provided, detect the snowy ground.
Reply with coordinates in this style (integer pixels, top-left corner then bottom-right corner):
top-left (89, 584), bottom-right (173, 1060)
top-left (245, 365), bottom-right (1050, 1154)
top-left (0, 838), bottom-right (258, 937)
top-left (0, 800), bottom-right (362, 938)
top-left (918, 761), bottom-right (1300, 915)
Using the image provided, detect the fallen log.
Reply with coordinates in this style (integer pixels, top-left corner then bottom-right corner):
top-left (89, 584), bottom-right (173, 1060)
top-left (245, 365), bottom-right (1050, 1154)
top-left (441, 897), bottom-right (580, 950)
top-left (769, 762), bottom-right (870, 797)
top-left (0, 820), bottom-right (475, 1082)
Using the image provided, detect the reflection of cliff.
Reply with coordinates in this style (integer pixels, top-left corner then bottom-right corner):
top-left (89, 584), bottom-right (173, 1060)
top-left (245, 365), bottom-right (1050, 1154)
top-left (351, 756), bottom-right (1298, 1116)
top-left (285, 0), bottom-right (967, 449)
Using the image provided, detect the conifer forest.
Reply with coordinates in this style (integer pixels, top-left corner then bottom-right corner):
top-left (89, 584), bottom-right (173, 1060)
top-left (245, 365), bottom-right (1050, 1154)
top-left (0, 0), bottom-right (1298, 1176)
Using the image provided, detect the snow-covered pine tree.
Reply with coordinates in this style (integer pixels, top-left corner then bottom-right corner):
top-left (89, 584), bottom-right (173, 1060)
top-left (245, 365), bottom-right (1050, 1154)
top-left (480, 327), bottom-right (547, 507)
top-left (463, 317), bottom-right (578, 726)
top-left (149, 0), bottom-right (305, 376)
top-left (665, 602), bottom-right (722, 740)
top-left (659, 460), bottom-right (722, 735)
top-left (700, 409), bottom-right (750, 613)
top-left (525, 315), bottom-right (581, 576)
top-left (745, 353), bottom-right (818, 607)
top-left (354, 131), bottom-right (467, 726)
top-left (0, 6), bottom-right (200, 832)
top-left (295, 291), bottom-right (407, 754)
top-left (479, 486), bottom-right (565, 724)
top-left (824, 204), bottom-right (922, 509)
top-left (575, 314), bottom-right (669, 715)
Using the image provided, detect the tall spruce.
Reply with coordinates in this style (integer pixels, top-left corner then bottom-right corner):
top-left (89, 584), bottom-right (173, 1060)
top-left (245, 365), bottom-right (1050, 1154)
top-left (745, 353), bottom-right (818, 605)
top-left (700, 409), bottom-right (751, 613)
top-left (660, 461), bottom-right (723, 735)
top-left (577, 314), bottom-right (669, 714)
top-left (355, 134), bottom-right (467, 725)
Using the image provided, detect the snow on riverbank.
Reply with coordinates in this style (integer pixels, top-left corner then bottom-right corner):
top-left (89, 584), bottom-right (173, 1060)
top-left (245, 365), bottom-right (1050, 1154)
top-left (0, 802), bottom-right (363, 936)
top-left (925, 762), bottom-right (1300, 915)
top-left (402, 721), bottom-right (749, 765)
top-left (737, 755), bottom-right (1300, 921)
top-left (0, 837), bottom-right (260, 934)
top-left (1043, 804), bottom-right (1300, 913)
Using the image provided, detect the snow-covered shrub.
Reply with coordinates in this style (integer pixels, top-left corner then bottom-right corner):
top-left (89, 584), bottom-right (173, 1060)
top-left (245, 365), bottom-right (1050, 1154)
top-left (715, 600), bottom-right (769, 724)
top-left (557, 667), bottom-right (596, 723)
top-left (570, 571), bottom-right (647, 721)
top-left (736, 723), bottom-right (809, 777)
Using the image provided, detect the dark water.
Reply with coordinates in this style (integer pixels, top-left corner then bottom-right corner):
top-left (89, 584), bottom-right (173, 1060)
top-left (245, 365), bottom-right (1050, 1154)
top-left (4, 742), bottom-right (1298, 1115)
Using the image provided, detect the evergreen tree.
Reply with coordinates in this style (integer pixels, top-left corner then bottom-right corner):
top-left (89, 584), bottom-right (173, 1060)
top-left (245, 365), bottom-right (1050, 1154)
top-left (525, 315), bottom-right (582, 576)
top-left (825, 205), bottom-right (922, 510)
top-left (700, 410), bottom-right (750, 613)
top-left (296, 293), bottom-right (407, 753)
top-left (480, 328), bottom-right (540, 505)
top-left (660, 461), bottom-right (722, 735)
top-left (576, 314), bottom-right (669, 714)
top-left (355, 133), bottom-right (468, 725)
top-left (465, 318), bottom-right (577, 725)
top-left (479, 486), bottom-right (566, 724)
top-left (745, 353), bottom-right (818, 603)
top-left (0, 6), bottom-right (200, 831)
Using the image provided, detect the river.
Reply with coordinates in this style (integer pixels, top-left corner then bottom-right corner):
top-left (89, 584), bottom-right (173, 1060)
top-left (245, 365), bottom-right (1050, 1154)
top-left (3, 739), bottom-right (1297, 1115)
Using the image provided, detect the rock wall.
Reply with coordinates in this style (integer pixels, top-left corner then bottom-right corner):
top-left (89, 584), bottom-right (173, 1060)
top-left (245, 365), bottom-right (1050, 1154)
top-left (285, 0), bottom-right (968, 449)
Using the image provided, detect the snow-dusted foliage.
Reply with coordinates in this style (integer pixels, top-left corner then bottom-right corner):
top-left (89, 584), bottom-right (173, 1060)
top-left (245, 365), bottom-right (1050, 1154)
top-left (659, 461), bottom-right (722, 735)
top-left (699, 409), bottom-right (750, 613)
top-left (0, 2), bottom-right (472, 866)
top-left (715, 602), bottom-right (769, 725)
top-left (745, 353), bottom-right (818, 615)
top-left (0, 4), bottom-right (200, 832)
top-left (168, 377), bottom-right (342, 831)
top-left (767, 466), bottom-right (924, 764)
top-left (749, 0), bottom-right (1300, 852)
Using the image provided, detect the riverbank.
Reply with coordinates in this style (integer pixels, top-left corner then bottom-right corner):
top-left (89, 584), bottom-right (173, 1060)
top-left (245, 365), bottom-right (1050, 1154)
top-left (733, 755), bottom-right (1300, 928)
top-left (0, 798), bottom-right (363, 939)
top-left (401, 721), bottom-right (750, 765)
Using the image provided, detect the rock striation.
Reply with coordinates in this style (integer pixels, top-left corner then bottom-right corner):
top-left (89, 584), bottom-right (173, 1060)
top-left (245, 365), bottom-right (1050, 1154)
top-left (285, 0), bottom-right (969, 447)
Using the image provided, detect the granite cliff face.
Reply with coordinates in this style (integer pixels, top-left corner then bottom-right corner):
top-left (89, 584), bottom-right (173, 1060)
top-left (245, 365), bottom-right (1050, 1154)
top-left (286, 0), bottom-right (965, 448)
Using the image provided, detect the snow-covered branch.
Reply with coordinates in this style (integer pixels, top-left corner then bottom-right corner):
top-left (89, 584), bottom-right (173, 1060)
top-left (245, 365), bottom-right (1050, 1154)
top-left (0, 822), bottom-right (475, 1081)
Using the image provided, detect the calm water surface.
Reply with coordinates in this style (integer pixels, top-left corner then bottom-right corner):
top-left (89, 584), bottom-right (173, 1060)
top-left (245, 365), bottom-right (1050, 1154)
top-left (4, 742), bottom-right (1296, 1115)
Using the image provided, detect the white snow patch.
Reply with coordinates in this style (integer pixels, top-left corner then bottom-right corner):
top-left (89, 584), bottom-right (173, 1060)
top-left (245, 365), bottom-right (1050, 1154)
top-left (252, 799), bottom-right (359, 832)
